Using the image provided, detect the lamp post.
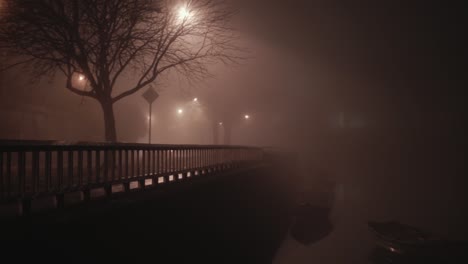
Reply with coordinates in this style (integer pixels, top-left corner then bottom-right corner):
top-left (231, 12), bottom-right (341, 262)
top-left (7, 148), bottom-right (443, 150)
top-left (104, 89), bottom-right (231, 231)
top-left (142, 88), bottom-right (159, 144)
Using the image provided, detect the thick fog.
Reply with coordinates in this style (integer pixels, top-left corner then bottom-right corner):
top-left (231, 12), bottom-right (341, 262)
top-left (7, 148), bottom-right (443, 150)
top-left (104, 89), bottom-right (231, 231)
top-left (1, 1), bottom-right (467, 262)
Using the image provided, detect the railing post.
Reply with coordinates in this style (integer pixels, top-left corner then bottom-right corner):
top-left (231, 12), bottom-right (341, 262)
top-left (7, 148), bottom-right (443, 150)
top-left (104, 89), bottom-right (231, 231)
top-left (173, 149), bottom-right (176, 174)
top-left (142, 150), bottom-right (146, 177)
top-left (103, 150), bottom-right (108, 182)
top-left (182, 149), bottom-right (186, 170)
top-left (174, 149), bottom-right (177, 172)
top-left (78, 150), bottom-right (83, 187)
top-left (166, 149), bottom-right (169, 175)
top-left (0, 151), bottom-right (3, 199)
top-left (199, 148), bottom-right (202, 170)
top-left (190, 149), bottom-right (193, 171)
top-left (180, 149), bottom-right (183, 171)
top-left (156, 149), bottom-right (160, 176)
top-left (148, 149), bottom-right (151, 176)
top-left (87, 150), bottom-right (92, 185)
top-left (57, 150), bottom-right (63, 191)
top-left (203, 148), bottom-right (206, 170)
top-left (152, 149), bottom-right (156, 176)
top-left (196, 148), bottom-right (198, 171)
top-left (68, 150), bottom-right (74, 189)
top-left (118, 149), bottom-right (123, 180)
top-left (171, 149), bottom-right (175, 173)
top-left (137, 150), bottom-right (141, 177)
top-left (170, 149), bottom-right (173, 173)
top-left (18, 151), bottom-right (26, 197)
top-left (210, 149), bottom-right (213, 172)
top-left (178, 149), bottom-right (181, 171)
top-left (32, 151), bottom-right (39, 195)
top-left (95, 150), bottom-right (100, 183)
top-left (111, 149), bottom-right (116, 181)
top-left (125, 149), bottom-right (129, 179)
top-left (6, 152), bottom-right (11, 198)
top-left (211, 148), bottom-right (214, 171)
top-left (193, 149), bottom-right (196, 172)
top-left (45, 151), bottom-right (51, 193)
top-left (130, 150), bottom-right (135, 178)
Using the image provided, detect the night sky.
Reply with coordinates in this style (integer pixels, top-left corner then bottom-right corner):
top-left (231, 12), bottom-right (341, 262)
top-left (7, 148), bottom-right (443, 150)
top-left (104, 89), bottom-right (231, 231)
top-left (1, 0), bottom-right (465, 144)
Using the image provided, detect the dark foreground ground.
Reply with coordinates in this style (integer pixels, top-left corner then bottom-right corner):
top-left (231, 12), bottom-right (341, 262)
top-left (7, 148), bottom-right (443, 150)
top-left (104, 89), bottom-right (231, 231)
top-left (0, 163), bottom-right (297, 264)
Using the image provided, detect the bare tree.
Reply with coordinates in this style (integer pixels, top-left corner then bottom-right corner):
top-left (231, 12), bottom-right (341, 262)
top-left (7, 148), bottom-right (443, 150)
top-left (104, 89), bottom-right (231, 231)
top-left (0, 0), bottom-right (243, 142)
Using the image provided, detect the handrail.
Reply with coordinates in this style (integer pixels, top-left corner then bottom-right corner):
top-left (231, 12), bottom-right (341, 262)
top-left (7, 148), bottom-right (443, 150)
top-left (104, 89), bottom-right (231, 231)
top-left (0, 140), bottom-right (264, 212)
top-left (0, 140), bottom-right (260, 150)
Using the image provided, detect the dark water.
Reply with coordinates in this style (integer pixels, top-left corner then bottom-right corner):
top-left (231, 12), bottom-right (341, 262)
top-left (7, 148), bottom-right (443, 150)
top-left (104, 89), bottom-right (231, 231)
top-left (275, 131), bottom-right (468, 263)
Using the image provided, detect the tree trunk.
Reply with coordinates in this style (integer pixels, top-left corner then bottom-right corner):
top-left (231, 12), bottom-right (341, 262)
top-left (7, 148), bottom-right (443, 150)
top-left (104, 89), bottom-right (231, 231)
top-left (100, 100), bottom-right (117, 142)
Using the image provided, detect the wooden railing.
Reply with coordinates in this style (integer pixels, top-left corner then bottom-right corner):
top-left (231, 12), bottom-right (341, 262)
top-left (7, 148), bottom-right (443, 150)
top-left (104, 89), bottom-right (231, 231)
top-left (0, 140), bottom-right (263, 212)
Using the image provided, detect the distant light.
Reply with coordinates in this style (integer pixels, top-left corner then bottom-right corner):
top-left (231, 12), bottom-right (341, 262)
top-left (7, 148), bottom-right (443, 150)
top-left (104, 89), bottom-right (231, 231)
top-left (178, 108), bottom-right (183, 114)
top-left (244, 115), bottom-right (250, 120)
top-left (193, 98), bottom-right (198, 102)
top-left (78, 75), bottom-right (85, 81)
top-left (219, 122), bottom-right (223, 126)
top-left (177, 6), bottom-right (193, 22)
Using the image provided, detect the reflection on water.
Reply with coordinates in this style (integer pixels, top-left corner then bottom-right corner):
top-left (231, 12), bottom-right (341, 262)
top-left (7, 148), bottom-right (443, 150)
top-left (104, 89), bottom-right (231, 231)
top-left (274, 167), bottom-right (379, 264)
top-left (274, 139), bottom-right (468, 264)
top-left (290, 205), bottom-right (333, 245)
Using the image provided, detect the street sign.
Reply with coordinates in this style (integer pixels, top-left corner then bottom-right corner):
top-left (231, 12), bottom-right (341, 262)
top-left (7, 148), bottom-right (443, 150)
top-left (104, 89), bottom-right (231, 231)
top-left (142, 88), bottom-right (159, 144)
top-left (142, 88), bottom-right (159, 104)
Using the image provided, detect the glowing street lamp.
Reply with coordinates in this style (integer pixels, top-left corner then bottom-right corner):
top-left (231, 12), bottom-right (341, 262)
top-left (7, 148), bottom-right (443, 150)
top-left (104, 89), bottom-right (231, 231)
top-left (244, 114), bottom-right (250, 120)
top-left (178, 108), bottom-right (184, 115)
top-left (76, 73), bottom-right (88, 92)
top-left (193, 97), bottom-right (198, 102)
top-left (177, 5), bottom-right (193, 23)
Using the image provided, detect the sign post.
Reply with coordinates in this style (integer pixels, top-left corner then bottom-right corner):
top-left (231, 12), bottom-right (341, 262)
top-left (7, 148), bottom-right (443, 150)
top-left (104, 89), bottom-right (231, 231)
top-left (142, 88), bottom-right (159, 144)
